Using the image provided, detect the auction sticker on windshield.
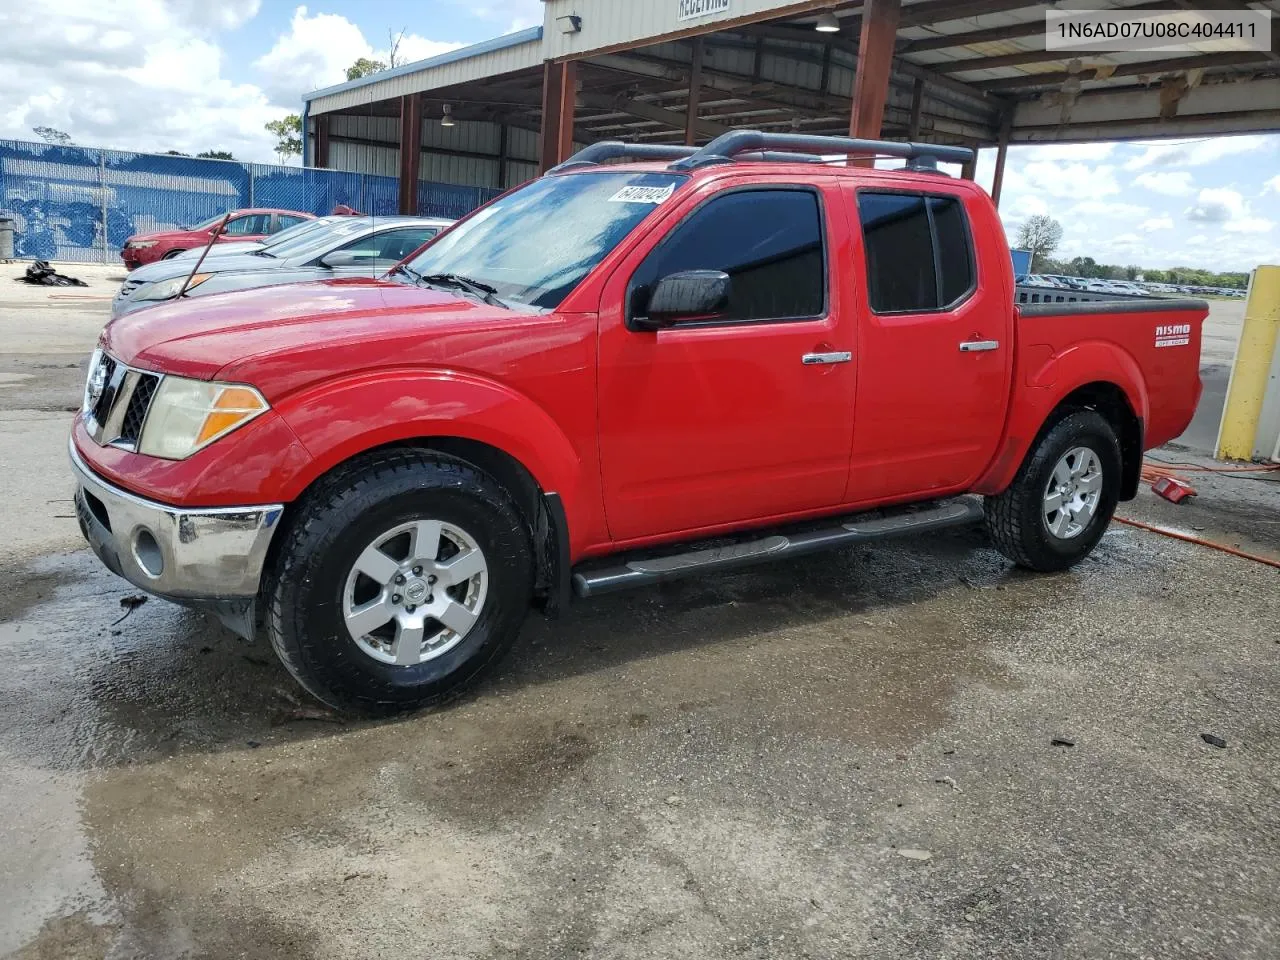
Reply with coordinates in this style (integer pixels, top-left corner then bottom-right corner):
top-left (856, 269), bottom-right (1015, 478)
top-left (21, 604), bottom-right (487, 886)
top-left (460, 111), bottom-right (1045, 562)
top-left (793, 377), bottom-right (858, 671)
top-left (608, 184), bottom-right (676, 204)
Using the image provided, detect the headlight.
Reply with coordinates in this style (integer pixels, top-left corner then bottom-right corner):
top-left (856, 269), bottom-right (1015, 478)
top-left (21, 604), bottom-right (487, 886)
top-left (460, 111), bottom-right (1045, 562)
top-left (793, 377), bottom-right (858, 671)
top-left (128, 240), bottom-right (159, 249)
top-left (131, 273), bottom-right (212, 302)
top-left (138, 377), bottom-right (268, 459)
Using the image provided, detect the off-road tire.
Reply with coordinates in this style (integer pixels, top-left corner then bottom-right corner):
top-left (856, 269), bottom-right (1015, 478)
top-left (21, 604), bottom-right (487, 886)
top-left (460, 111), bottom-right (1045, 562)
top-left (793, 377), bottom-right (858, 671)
top-left (267, 449), bottom-right (533, 715)
top-left (984, 410), bottom-right (1122, 572)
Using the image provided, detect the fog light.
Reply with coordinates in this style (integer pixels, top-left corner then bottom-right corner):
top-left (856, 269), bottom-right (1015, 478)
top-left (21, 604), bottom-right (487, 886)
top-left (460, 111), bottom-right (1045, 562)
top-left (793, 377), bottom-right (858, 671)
top-left (133, 528), bottom-right (164, 578)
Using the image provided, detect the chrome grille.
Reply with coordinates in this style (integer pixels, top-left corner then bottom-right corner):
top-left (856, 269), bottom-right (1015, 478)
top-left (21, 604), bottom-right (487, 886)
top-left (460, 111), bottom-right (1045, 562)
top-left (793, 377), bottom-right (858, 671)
top-left (84, 352), bottom-right (162, 451)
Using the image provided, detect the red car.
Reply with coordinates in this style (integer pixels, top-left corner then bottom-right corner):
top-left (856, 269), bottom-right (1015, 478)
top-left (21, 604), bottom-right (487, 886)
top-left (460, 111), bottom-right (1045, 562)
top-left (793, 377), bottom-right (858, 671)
top-left (119, 208), bottom-right (315, 270)
top-left (72, 132), bottom-right (1208, 715)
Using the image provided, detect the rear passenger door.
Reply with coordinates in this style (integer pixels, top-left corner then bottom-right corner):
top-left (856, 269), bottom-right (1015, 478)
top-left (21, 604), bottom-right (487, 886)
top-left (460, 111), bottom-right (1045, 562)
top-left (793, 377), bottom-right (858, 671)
top-left (845, 186), bottom-right (1011, 502)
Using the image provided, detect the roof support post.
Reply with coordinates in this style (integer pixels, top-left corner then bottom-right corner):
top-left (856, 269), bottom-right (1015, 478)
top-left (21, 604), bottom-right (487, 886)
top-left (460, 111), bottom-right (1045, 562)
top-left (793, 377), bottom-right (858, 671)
top-left (539, 60), bottom-right (578, 173)
top-left (850, 0), bottom-right (901, 164)
top-left (315, 113), bottom-right (330, 169)
top-left (990, 111), bottom-right (1013, 207)
top-left (907, 77), bottom-right (925, 140)
top-left (398, 93), bottom-right (422, 215)
top-left (685, 37), bottom-right (705, 146)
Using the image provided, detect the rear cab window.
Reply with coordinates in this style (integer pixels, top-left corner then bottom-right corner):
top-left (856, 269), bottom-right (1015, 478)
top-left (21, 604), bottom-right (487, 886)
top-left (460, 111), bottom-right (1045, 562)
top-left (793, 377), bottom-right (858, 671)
top-left (856, 190), bottom-right (975, 314)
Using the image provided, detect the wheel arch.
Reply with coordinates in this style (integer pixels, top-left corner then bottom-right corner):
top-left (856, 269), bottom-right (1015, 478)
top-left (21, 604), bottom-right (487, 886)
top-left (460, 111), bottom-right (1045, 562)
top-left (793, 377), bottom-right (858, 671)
top-left (266, 434), bottom-right (571, 616)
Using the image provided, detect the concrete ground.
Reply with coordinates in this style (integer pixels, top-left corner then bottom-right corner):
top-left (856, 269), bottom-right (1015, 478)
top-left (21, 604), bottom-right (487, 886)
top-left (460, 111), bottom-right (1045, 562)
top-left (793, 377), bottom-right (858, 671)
top-left (2, 263), bottom-right (1277, 960)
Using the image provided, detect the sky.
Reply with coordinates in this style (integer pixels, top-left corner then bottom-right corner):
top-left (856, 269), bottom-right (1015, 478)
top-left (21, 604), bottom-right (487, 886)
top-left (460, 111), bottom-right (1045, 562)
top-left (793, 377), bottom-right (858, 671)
top-left (1, 0), bottom-right (1278, 273)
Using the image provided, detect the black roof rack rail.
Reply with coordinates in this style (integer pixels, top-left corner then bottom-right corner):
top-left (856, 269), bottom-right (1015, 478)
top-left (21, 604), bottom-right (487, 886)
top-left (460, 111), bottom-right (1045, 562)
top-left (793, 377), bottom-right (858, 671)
top-left (549, 141), bottom-right (698, 173)
top-left (667, 130), bottom-right (974, 171)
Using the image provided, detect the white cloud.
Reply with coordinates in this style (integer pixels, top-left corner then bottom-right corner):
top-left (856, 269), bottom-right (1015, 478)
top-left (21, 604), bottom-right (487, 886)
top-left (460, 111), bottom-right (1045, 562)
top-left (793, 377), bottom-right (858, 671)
top-left (1141, 216), bottom-right (1175, 231)
top-left (0, 0), bottom-right (281, 161)
top-left (1186, 187), bottom-right (1248, 224)
top-left (1133, 171), bottom-right (1195, 196)
top-left (1020, 160), bottom-right (1120, 198)
top-left (1264, 174), bottom-right (1280, 195)
top-left (253, 6), bottom-right (461, 106)
top-left (1223, 217), bottom-right (1274, 234)
top-left (1124, 135), bottom-right (1275, 170)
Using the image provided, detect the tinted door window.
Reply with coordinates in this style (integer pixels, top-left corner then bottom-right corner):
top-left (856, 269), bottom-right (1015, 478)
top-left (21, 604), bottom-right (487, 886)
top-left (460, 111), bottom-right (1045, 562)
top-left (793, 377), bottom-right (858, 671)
top-left (274, 214), bottom-right (308, 231)
top-left (930, 197), bottom-right (975, 306)
top-left (223, 213), bottom-right (271, 236)
top-left (857, 192), bottom-right (975, 314)
top-left (631, 189), bottom-right (825, 323)
top-left (337, 227), bottom-right (438, 262)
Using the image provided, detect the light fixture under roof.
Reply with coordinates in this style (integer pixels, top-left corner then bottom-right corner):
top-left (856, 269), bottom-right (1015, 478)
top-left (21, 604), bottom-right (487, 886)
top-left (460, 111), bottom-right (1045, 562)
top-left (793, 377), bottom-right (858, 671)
top-left (815, 11), bottom-right (840, 32)
top-left (440, 104), bottom-right (455, 128)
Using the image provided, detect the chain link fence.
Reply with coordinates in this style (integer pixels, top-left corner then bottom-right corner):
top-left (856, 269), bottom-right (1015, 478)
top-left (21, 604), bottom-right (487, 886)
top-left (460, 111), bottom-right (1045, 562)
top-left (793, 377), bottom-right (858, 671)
top-left (0, 139), bottom-right (501, 264)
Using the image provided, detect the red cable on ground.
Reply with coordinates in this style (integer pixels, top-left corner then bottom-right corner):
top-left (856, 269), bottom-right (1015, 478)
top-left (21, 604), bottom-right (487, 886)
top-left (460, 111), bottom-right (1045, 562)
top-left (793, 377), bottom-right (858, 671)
top-left (1113, 516), bottom-right (1280, 570)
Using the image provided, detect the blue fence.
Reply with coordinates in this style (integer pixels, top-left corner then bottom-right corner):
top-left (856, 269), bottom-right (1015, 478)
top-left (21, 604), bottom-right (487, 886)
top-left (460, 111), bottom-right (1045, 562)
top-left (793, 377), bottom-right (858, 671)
top-left (0, 139), bottom-right (501, 263)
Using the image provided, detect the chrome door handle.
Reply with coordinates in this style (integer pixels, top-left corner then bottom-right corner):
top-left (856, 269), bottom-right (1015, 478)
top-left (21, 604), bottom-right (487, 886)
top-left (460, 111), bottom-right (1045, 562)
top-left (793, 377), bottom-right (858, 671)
top-left (959, 340), bottom-right (1000, 352)
top-left (802, 351), bottom-right (852, 365)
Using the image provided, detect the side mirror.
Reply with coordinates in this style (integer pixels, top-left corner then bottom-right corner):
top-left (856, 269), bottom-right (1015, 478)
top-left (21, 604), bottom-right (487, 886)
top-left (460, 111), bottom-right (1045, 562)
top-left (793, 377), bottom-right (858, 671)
top-left (319, 250), bottom-right (368, 269)
top-left (632, 270), bottom-right (731, 331)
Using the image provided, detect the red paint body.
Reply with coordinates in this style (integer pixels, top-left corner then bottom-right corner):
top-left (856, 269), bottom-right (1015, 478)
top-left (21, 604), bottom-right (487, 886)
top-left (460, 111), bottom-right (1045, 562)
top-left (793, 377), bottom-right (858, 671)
top-left (119, 208), bottom-right (314, 269)
top-left (80, 162), bottom-right (1207, 566)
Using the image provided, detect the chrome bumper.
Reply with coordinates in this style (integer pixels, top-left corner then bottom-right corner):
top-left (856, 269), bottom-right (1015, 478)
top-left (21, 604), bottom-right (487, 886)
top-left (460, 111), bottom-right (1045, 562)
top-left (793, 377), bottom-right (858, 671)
top-left (70, 440), bottom-right (283, 603)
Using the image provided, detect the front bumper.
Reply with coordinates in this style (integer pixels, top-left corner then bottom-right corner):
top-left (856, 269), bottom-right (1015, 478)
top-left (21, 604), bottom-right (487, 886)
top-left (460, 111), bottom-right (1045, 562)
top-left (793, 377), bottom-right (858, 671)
top-left (71, 439), bottom-right (283, 630)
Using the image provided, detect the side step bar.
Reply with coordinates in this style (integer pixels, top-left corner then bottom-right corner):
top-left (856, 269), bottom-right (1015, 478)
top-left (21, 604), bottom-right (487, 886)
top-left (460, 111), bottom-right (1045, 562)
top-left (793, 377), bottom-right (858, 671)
top-left (572, 497), bottom-right (985, 598)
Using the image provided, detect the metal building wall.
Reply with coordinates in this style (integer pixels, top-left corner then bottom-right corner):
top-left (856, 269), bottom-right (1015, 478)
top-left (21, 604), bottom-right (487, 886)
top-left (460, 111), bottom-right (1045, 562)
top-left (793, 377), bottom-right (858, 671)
top-left (328, 115), bottom-right (543, 190)
top-left (542, 0), bottom-right (830, 59)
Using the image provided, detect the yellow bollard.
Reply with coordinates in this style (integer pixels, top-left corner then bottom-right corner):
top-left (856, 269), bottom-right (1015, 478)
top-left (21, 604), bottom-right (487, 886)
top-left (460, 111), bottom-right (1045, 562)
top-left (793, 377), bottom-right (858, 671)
top-left (1216, 265), bottom-right (1280, 460)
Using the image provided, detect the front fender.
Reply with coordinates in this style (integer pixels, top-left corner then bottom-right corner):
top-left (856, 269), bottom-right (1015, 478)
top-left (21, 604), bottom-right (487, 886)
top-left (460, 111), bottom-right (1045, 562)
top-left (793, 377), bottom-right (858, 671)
top-left (275, 368), bottom-right (586, 514)
top-left (974, 340), bottom-right (1148, 495)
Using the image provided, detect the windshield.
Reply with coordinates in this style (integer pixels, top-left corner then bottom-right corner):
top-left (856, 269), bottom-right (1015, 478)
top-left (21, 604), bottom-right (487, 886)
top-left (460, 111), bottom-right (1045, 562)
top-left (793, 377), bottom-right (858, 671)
top-left (189, 213), bottom-right (226, 231)
top-left (269, 218), bottom-right (374, 259)
top-left (401, 171), bottom-right (687, 309)
top-left (260, 216), bottom-right (334, 249)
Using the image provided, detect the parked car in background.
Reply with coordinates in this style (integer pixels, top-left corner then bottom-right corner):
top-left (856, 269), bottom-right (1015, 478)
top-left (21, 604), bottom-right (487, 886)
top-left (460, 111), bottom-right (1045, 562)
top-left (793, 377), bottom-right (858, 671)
top-left (119, 208), bottom-right (315, 269)
top-left (73, 132), bottom-right (1208, 714)
top-left (113, 216), bottom-right (453, 317)
top-left (172, 214), bottom-right (350, 260)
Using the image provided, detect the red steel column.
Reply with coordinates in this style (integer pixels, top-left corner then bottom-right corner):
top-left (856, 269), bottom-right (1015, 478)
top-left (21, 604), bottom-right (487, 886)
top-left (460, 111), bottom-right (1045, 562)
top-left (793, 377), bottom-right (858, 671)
top-left (398, 93), bottom-right (422, 215)
top-left (539, 60), bottom-right (578, 172)
top-left (850, 0), bottom-right (902, 150)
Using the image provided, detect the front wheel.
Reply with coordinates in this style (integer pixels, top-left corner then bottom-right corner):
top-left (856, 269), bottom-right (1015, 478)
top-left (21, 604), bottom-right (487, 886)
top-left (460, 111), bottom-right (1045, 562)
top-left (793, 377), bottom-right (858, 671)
top-left (984, 410), bottom-right (1122, 572)
top-left (266, 450), bottom-right (533, 715)
top-left (161, 249), bottom-right (186, 259)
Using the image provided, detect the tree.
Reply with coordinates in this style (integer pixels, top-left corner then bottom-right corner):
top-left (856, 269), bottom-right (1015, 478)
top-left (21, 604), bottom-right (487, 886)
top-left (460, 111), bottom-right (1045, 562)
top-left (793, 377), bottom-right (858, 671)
top-left (264, 114), bottom-right (302, 164)
top-left (164, 149), bottom-right (190, 156)
top-left (345, 28), bottom-right (407, 80)
top-left (1015, 214), bottom-right (1064, 272)
top-left (32, 126), bottom-right (72, 145)
top-left (346, 57), bottom-right (386, 80)
top-left (197, 150), bottom-right (235, 160)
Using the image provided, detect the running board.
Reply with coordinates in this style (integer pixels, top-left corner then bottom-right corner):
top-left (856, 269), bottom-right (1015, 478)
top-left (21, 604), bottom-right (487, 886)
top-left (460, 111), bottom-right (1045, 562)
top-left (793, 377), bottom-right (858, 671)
top-left (572, 497), bottom-right (984, 598)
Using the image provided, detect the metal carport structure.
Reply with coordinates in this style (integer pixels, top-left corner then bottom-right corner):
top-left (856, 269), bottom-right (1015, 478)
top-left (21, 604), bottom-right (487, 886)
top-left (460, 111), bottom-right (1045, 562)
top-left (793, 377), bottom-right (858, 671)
top-left (301, 0), bottom-right (1280, 213)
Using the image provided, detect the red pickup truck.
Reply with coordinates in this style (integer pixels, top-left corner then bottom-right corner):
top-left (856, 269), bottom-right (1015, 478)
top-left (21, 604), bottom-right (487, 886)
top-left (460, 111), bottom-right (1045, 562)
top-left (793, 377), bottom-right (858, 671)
top-left (71, 132), bottom-right (1207, 714)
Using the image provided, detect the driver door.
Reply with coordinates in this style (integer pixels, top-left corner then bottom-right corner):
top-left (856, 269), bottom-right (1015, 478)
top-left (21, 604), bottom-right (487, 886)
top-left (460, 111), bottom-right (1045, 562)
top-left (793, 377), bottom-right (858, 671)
top-left (596, 180), bottom-right (857, 542)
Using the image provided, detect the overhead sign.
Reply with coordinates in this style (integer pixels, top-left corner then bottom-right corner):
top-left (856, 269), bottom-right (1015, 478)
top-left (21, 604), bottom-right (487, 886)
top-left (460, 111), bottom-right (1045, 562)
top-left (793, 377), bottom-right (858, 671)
top-left (678, 0), bottom-right (731, 22)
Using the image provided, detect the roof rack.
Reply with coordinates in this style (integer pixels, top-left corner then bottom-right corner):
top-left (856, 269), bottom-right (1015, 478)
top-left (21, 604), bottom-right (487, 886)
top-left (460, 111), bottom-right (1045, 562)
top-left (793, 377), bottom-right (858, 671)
top-left (548, 141), bottom-right (830, 174)
top-left (667, 130), bottom-right (974, 171)
top-left (548, 142), bottom-right (697, 173)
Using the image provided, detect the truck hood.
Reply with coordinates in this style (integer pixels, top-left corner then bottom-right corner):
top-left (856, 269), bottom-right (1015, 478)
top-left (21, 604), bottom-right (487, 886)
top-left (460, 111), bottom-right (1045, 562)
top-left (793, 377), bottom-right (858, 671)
top-left (102, 277), bottom-right (522, 397)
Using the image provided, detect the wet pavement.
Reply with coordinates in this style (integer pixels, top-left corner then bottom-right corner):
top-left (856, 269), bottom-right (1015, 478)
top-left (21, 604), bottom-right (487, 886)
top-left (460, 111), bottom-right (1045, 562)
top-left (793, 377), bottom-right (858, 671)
top-left (2, 266), bottom-right (1277, 959)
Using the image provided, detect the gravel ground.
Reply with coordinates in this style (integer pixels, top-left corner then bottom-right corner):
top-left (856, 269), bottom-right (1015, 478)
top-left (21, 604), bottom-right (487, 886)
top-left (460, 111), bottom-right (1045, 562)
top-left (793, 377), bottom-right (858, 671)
top-left (1, 263), bottom-right (1276, 959)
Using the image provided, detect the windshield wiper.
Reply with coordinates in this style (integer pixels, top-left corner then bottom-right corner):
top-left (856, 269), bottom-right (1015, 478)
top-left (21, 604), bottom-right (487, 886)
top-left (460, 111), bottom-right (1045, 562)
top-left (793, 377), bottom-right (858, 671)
top-left (392, 262), bottom-right (426, 284)
top-left (418, 273), bottom-right (508, 308)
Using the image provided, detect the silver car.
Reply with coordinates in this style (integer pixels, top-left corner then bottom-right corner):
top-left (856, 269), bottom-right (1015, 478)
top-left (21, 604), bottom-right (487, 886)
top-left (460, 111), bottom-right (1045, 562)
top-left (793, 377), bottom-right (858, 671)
top-left (113, 216), bottom-right (453, 318)
top-left (171, 214), bottom-right (353, 260)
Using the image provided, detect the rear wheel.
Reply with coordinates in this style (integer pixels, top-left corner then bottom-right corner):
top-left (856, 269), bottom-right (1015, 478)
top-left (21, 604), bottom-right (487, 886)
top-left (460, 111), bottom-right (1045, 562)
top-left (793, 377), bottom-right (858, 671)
top-left (984, 410), bottom-right (1121, 571)
top-left (267, 449), bottom-right (533, 715)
